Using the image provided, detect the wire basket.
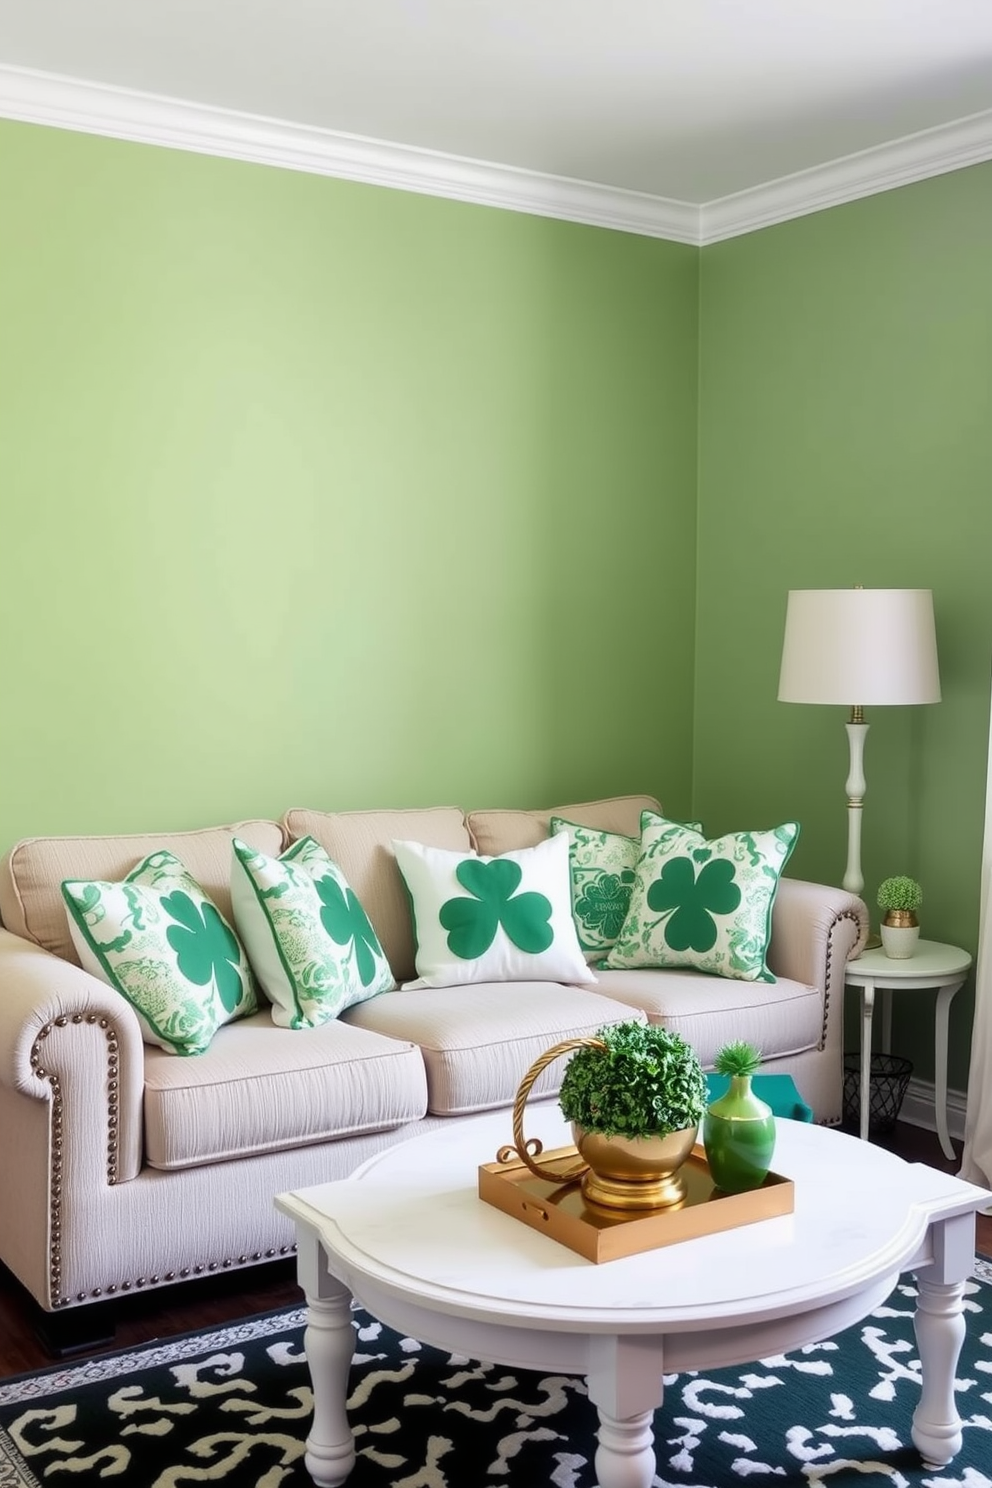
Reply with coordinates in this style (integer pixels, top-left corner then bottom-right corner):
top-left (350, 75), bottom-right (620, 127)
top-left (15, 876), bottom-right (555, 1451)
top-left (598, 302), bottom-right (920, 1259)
top-left (843, 1052), bottom-right (913, 1134)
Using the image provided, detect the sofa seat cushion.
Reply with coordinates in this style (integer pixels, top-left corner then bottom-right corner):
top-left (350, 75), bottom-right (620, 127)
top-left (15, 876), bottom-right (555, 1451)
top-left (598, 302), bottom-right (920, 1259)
top-left (282, 807), bottom-right (472, 984)
top-left (588, 967), bottom-right (823, 1070)
top-left (341, 983), bottom-right (645, 1116)
top-left (142, 1013), bottom-right (428, 1171)
top-left (0, 820), bottom-right (285, 966)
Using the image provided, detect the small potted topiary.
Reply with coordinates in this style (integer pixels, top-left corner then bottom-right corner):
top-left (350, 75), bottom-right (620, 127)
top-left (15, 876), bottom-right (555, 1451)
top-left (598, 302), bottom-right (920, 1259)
top-left (702, 1041), bottom-right (777, 1193)
top-left (554, 1020), bottom-right (707, 1210)
top-left (877, 876), bottom-right (922, 959)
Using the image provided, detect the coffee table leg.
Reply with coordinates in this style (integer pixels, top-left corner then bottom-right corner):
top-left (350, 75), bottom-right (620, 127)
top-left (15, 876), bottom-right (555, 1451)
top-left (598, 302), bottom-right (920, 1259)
top-left (586, 1335), bottom-right (663, 1488)
top-left (593, 1408), bottom-right (657, 1488)
top-left (295, 1227), bottom-right (357, 1486)
top-left (912, 1275), bottom-right (967, 1467)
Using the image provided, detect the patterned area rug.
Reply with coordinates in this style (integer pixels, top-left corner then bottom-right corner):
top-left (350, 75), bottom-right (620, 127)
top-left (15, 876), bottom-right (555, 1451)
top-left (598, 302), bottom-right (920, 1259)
top-left (2, 1260), bottom-right (991, 1488)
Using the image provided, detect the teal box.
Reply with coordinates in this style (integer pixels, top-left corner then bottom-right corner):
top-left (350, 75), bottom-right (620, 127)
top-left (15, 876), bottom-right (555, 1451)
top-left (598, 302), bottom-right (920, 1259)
top-left (705, 1072), bottom-right (813, 1123)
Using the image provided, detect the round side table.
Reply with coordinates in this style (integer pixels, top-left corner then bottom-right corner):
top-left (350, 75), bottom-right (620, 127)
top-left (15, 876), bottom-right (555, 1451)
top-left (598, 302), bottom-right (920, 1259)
top-left (844, 939), bottom-right (972, 1158)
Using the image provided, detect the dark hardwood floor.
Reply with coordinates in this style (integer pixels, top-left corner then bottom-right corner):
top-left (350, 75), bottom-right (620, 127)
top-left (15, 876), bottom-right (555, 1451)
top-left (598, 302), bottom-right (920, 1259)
top-left (1, 1121), bottom-right (989, 1379)
top-left (0, 1255), bottom-right (304, 1378)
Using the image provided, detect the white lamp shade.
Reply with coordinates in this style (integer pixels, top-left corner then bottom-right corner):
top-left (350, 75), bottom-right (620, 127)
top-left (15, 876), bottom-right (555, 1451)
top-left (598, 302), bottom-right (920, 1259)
top-left (778, 588), bottom-right (941, 706)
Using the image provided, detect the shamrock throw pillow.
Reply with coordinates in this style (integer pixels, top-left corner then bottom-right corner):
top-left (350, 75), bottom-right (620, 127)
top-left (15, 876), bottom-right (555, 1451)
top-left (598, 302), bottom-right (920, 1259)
top-left (604, 812), bottom-right (799, 983)
top-left (391, 832), bottom-right (595, 989)
top-left (62, 851), bottom-right (259, 1055)
top-left (551, 815), bottom-right (703, 956)
top-left (230, 836), bottom-right (394, 1028)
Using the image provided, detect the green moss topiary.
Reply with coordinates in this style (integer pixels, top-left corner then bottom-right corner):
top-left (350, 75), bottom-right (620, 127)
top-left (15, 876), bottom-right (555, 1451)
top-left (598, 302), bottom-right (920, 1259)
top-left (558, 1020), bottom-right (706, 1138)
top-left (877, 876), bottom-right (923, 914)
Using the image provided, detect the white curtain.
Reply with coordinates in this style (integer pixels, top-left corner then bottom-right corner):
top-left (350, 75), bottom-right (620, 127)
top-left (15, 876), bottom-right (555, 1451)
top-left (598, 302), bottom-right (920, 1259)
top-left (960, 689), bottom-right (992, 1207)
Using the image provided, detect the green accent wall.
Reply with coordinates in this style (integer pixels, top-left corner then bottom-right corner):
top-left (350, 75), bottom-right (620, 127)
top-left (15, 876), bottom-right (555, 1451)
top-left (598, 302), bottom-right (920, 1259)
top-left (696, 164), bottom-right (992, 1089)
top-left (0, 120), bottom-right (699, 840)
top-left (2, 117), bottom-right (990, 1095)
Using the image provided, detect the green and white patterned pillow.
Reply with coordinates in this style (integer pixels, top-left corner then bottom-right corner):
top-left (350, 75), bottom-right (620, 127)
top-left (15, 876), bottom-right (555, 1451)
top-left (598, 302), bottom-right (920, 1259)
top-left (230, 836), bottom-right (394, 1028)
top-left (549, 818), bottom-right (638, 955)
top-left (551, 815), bottom-right (703, 956)
top-left (392, 832), bottom-right (595, 989)
top-left (604, 812), bottom-right (799, 983)
top-left (62, 851), bottom-right (259, 1056)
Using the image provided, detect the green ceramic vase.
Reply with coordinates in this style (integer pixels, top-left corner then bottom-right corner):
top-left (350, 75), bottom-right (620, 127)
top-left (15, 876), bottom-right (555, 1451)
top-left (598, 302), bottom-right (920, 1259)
top-left (702, 1074), bottom-right (776, 1193)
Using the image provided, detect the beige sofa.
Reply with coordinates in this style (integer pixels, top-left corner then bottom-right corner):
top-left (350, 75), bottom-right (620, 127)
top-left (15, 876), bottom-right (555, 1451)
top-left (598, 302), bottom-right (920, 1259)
top-left (0, 794), bottom-right (867, 1346)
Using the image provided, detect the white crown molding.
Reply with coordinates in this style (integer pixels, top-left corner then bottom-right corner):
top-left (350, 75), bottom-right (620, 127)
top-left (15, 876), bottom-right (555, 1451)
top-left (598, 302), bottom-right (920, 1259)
top-left (0, 65), bottom-right (699, 244)
top-left (1, 63), bottom-right (990, 246)
top-left (701, 108), bottom-right (992, 244)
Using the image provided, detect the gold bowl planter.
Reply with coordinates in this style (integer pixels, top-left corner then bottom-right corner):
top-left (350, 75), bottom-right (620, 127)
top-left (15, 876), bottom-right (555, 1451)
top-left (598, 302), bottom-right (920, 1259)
top-left (572, 1124), bottom-right (698, 1210)
top-left (499, 1035), bottom-right (697, 1212)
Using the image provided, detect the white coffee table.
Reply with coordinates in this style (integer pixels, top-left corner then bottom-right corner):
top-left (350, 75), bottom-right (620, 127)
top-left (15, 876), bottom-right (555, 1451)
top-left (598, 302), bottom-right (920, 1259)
top-left (276, 1105), bottom-right (992, 1488)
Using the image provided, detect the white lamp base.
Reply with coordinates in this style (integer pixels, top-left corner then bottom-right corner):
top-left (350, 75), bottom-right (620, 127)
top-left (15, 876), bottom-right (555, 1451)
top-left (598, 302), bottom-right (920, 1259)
top-left (843, 719), bottom-right (868, 897)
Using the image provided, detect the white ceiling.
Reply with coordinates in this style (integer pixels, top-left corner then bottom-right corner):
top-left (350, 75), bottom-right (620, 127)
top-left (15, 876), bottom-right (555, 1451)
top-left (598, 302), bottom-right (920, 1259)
top-left (2, 0), bottom-right (991, 227)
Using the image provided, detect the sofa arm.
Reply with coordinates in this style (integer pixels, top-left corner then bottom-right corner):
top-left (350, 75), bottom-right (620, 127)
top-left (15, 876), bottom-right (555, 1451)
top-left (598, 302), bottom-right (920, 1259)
top-left (769, 878), bottom-right (868, 988)
top-left (0, 928), bottom-right (145, 1185)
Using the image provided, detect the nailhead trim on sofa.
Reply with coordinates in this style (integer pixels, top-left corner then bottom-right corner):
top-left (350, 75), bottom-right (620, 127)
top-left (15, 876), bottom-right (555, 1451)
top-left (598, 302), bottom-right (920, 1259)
top-left (66, 1244), bottom-right (298, 1306)
top-left (820, 909), bottom-right (861, 1048)
top-left (30, 1013), bottom-right (299, 1308)
top-left (31, 1012), bottom-right (121, 1307)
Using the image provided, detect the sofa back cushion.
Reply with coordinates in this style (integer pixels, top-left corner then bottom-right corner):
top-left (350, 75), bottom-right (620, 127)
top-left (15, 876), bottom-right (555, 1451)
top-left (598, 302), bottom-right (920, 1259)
top-left (282, 806), bottom-right (472, 984)
top-left (0, 820), bottom-right (285, 966)
top-left (467, 795), bottom-right (662, 857)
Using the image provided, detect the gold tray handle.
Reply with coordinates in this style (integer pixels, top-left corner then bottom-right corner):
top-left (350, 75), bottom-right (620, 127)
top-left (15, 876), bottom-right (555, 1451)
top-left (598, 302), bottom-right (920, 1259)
top-left (496, 1035), bottom-right (606, 1184)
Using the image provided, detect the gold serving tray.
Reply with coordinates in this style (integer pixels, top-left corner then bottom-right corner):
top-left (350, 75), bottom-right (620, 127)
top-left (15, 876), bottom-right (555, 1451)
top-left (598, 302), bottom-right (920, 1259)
top-left (478, 1143), bottom-right (794, 1263)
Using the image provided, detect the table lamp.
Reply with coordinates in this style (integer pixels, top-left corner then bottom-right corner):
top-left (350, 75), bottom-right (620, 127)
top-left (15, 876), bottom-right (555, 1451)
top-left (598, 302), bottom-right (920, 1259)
top-left (777, 588), bottom-right (941, 897)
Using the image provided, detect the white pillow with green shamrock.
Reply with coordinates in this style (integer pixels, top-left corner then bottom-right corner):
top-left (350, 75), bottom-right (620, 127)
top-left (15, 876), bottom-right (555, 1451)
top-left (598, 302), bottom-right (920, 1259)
top-left (392, 832), bottom-right (595, 988)
top-left (62, 851), bottom-right (259, 1055)
top-left (604, 812), bottom-right (799, 983)
top-left (230, 835), bottom-right (394, 1027)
